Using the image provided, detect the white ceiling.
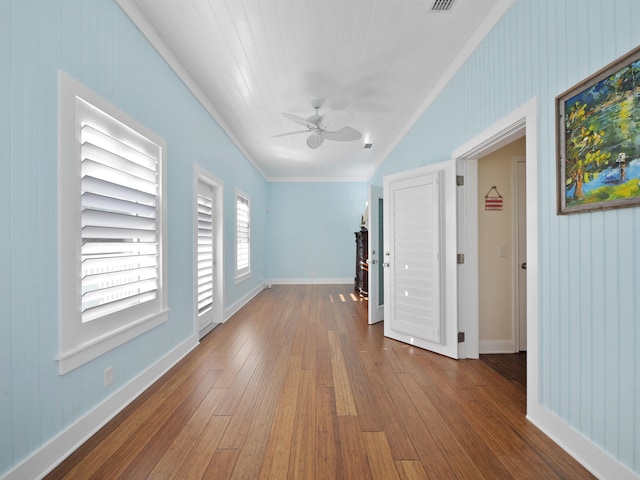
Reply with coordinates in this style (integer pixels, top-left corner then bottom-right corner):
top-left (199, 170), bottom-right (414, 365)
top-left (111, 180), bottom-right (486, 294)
top-left (117, 0), bottom-right (513, 181)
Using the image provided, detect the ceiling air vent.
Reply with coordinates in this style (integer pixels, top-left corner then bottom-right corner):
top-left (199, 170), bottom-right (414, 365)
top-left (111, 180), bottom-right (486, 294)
top-left (430, 0), bottom-right (457, 12)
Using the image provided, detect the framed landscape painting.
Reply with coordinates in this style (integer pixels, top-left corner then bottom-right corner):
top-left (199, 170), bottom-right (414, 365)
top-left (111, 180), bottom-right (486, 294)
top-left (556, 45), bottom-right (640, 214)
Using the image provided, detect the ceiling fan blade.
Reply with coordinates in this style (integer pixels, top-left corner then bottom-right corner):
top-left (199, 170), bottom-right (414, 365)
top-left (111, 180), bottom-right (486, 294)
top-left (282, 112), bottom-right (317, 130)
top-left (273, 130), bottom-right (309, 138)
top-left (307, 132), bottom-right (324, 149)
top-left (323, 126), bottom-right (362, 141)
top-left (318, 110), bottom-right (352, 132)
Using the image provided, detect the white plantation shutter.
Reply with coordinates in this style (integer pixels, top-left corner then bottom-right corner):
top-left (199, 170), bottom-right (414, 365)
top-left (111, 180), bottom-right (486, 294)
top-left (236, 193), bottom-right (250, 276)
top-left (197, 184), bottom-right (214, 317)
top-left (79, 102), bottom-right (161, 323)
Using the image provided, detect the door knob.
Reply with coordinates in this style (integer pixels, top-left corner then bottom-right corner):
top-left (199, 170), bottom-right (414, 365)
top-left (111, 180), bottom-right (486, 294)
top-left (521, 262), bottom-right (527, 270)
top-left (382, 262), bottom-right (390, 267)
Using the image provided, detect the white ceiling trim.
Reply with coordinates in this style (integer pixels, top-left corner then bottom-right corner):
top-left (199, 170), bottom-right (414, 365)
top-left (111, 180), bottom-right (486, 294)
top-left (116, 0), bottom-right (268, 179)
top-left (367, 0), bottom-right (514, 181)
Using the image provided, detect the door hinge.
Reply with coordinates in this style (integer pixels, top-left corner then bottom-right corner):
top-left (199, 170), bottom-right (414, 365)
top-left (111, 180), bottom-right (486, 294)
top-left (457, 253), bottom-right (465, 264)
top-left (458, 332), bottom-right (465, 343)
top-left (456, 175), bottom-right (464, 186)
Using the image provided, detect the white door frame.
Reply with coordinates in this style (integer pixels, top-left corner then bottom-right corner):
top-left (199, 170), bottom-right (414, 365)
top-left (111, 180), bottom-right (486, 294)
top-left (194, 165), bottom-right (225, 338)
top-left (452, 98), bottom-right (538, 414)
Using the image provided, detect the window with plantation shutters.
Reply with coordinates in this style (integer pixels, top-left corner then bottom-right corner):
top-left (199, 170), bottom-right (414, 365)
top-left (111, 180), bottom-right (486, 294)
top-left (58, 72), bottom-right (168, 375)
top-left (80, 119), bottom-right (160, 322)
top-left (197, 184), bottom-right (214, 319)
top-left (236, 192), bottom-right (250, 278)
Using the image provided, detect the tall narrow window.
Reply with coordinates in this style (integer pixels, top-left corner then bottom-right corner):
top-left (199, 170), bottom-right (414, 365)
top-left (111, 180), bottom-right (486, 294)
top-left (58, 72), bottom-right (168, 374)
top-left (235, 192), bottom-right (250, 278)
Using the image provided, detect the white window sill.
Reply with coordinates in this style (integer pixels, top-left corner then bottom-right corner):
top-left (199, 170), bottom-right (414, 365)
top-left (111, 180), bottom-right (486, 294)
top-left (57, 308), bottom-right (169, 375)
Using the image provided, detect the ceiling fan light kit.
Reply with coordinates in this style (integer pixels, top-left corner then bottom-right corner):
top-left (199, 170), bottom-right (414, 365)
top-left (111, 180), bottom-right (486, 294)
top-left (275, 101), bottom-right (363, 149)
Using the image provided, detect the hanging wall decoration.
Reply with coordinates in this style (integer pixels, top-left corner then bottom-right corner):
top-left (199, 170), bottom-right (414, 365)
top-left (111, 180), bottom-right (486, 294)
top-left (556, 45), bottom-right (640, 214)
top-left (484, 186), bottom-right (503, 211)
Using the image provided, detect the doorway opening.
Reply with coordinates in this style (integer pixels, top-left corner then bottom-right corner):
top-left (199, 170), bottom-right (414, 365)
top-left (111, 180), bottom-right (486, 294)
top-left (476, 139), bottom-right (526, 355)
top-left (476, 139), bottom-right (527, 387)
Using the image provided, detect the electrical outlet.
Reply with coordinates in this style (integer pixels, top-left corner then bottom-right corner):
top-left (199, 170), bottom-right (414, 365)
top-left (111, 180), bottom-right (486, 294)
top-left (104, 366), bottom-right (114, 388)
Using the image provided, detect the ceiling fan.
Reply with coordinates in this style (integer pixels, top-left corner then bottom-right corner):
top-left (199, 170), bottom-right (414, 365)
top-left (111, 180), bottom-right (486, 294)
top-left (274, 100), bottom-right (362, 149)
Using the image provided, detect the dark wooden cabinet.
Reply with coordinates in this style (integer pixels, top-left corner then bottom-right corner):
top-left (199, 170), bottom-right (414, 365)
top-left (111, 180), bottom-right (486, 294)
top-left (354, 227), bottom-right (368, 297)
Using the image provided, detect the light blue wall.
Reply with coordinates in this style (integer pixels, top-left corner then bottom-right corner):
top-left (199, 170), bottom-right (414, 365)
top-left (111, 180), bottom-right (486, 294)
top-left (0, 0), bottom-right (267, 475)
top-left (267, 182), bottom-right (367, 281)
top-left (372, 0), bottom-right (640, 473)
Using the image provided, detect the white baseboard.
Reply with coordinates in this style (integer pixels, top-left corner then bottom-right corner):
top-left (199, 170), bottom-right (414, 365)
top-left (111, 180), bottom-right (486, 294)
top-left (528, 404), bottom-right (639, 480)
top-left (479, 339), bottom-right (516, 354)
top-left (224, 282), bottom-right (267, 320)
top-left (269, 277), bottom-right (352, 285)
top-left (2, 334), bottom-right (199, 480)
top-left (198, 322), bottom-right (219, 339)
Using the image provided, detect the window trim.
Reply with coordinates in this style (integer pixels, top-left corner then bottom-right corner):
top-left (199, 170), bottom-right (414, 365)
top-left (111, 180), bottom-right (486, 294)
top-left (234, 190), bottom-right (251, 281)
top-left (57, 71), bottom-right (168, 374)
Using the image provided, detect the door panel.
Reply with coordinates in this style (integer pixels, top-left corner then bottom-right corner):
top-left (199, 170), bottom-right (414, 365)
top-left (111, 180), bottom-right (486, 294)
top-left (368, 185), bottom-right (384, 324)
top-left (384, 161), bottom-right (459, 358)
top-left (387, 174), bottom-right (441, 343)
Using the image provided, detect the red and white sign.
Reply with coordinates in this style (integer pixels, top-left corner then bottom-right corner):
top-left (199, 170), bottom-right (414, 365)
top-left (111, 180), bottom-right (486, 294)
top-left (485, 186), bottom-right (503, 211)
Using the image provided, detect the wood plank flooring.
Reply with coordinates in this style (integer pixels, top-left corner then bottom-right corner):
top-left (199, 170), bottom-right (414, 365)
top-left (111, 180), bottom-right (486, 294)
top-left (46, 284), bottom-right (593, 479)
top-left (480, 353), bottom-right (527, 389)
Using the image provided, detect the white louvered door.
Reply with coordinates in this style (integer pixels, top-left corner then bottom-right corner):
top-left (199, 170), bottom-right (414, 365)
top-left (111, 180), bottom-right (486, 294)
top-left (194, 168), bottom-right (224, 338)
top-left (197, 182), bottom-right (215, 332)
top-left (384, 161), bottom-right (459, 359)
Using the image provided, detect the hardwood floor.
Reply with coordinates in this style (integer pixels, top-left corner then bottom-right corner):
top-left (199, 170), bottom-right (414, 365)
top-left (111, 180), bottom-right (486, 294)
top-left (479, 353), bottom-right (527, 389)
top-left (46, 284), bottom-right (593, 479)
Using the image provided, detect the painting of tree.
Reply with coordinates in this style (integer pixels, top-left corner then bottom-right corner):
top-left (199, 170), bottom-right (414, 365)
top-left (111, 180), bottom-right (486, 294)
top-left (557, 46), bottom-right (640, 214)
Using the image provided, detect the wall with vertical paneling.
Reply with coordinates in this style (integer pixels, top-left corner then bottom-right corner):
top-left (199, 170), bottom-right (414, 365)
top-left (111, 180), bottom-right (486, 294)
top-left (371, 0), bottom-right (639, 475)
top-left (267, 182), bottom-right (367, 283)
top-left (0, 0), bottom-right (269, 476)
